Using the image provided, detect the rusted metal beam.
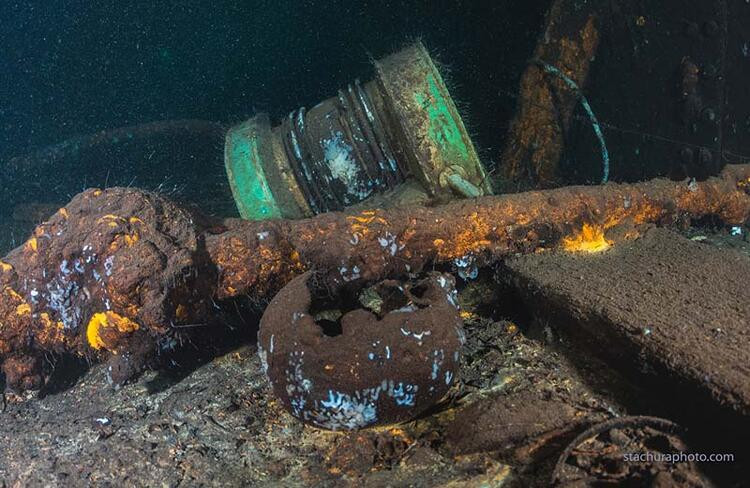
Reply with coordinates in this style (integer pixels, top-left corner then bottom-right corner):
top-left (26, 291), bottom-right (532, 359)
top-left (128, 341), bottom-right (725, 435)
top-left (500, 0), bottom-right (603, 187)
top-left (1, 165), bottom-right (749, 391)
top-left (208, 163), bottom-right (750, 299)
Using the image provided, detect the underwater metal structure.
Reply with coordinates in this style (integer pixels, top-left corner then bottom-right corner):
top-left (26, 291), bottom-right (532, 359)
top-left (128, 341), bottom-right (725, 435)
top-left (258, 271), bottom-right (464, 430)
top-left (0, 164), bottom-right (747, 393)
top-left (224, 42), bottom-right (492, 221)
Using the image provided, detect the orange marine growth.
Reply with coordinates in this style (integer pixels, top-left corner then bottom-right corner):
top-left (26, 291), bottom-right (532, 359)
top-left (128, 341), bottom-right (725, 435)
top-left (25, 237), bottom-right (38, 252)
top-left (435, 211), bottom-right (491, 260)
top-left (562, 223), bottom-right (612, 253)
top-left (86, 311), bottom-right (140, 352)
top-left (0, 165), bottom-right (748, 393)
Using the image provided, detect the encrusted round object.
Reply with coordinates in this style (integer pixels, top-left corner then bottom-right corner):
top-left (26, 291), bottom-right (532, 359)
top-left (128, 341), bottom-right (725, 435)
top-left (258, 271), bottom-right (465, 431)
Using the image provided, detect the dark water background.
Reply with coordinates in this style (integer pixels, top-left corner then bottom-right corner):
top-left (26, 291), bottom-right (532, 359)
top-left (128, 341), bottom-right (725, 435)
top-left (0, 0), bottom-right (548, 165)
top-left (0, 1), bottom-right (552, 254)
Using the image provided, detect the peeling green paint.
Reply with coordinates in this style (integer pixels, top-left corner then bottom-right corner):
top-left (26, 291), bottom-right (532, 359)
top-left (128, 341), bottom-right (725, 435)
top-left (414, 73), bottom-right (471, 164)
top-left (224, 42), bottom-right (491, 221)
top-left (225, 121), bottom-right (283, 220)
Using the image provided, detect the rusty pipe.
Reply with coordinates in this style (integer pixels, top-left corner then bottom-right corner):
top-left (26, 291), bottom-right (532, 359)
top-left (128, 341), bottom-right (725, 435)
top-left (1, 165), bottom-right (748, 391)
top-left (207, 164), bottom-right (750, 299)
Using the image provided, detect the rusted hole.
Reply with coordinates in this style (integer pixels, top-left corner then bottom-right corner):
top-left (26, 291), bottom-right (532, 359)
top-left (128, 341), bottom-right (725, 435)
top-left (374, 281), bottom-right (410, 315)
top-left (309, 283), bottom-right (358, 335)
top-left (317, 319), bottom-right (343, 337)
top-left (409, 283), bottom-right (429, 300)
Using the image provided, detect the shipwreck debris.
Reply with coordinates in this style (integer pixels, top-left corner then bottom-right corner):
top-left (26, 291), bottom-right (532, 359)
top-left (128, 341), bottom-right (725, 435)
top-left (500, 0), bottom-right (602, 187)
top-left (550, 416), bottom-right (713, 486)
top-left (257, 271), bottom-right (464, 430)
top-left (503, 227), bottom-right (750, 458)
top-left (0, 164), bottom-right (748, 392)
top-left (224, 41), bottom-right (491, 221)
top-left (0, 187), bottom-right (215, 391)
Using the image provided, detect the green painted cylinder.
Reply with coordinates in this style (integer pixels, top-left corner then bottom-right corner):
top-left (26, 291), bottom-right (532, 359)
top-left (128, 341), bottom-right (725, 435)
top-left (224, 42), bottom-right (490, 221)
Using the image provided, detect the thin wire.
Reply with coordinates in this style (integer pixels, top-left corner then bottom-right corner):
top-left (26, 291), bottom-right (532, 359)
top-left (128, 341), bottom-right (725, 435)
top-left (530, 59), bottom-right (610, 183)
top-left (499, 73), bottom-right (750, 166)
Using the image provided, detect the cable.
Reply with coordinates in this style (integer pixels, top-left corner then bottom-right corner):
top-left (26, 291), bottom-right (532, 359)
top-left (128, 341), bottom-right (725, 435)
top-left (530, 59), bottom-right (610, 184)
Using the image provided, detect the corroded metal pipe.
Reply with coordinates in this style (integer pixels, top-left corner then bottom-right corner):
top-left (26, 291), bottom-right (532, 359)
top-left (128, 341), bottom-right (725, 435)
top-left (1, 165), bottom-right (749, 391)
top-left (208, 164), bottom-right (750, 299)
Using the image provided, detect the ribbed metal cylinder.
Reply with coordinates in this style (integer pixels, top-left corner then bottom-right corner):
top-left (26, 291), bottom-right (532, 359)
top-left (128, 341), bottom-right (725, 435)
top-left (224, 41), bottom-right (491, 221)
